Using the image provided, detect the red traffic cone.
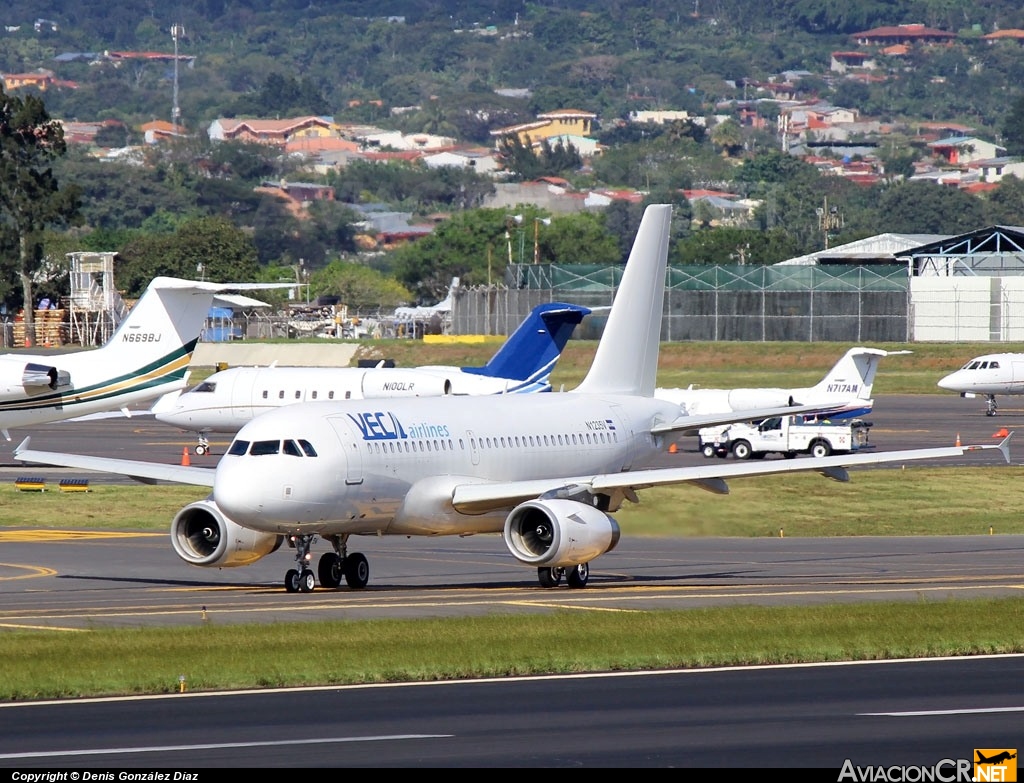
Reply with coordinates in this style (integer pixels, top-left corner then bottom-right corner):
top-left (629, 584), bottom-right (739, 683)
top-left (955, 433), bottom-right (961, 447)
top-left (181, 447), bottom-right (191, 467)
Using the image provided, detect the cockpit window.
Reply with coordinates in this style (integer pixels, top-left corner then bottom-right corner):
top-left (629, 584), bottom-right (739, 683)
top-left (298, 439), bottom-right (317, 457)
top-left (250, 440), bottom-right (281, 456)
top-left (283, 440), bottom-right (302, 457)
top-left (966, 361), bottom-right (980, 370)
top-left (194, 381), bottom-right (216, 393)
top-left (990, 361), bottom-right (1000, 369)
top-left (227, 439), bottom-right (249, 456)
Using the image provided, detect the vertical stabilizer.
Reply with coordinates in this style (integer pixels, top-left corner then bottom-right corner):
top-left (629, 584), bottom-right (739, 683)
top-left (461, 302), bottom-right (590, 384)
top-left (91, 278), bottom-right (217, 382)
top-left (574, 204), bottom-right (672, 397)
top-left (807, 347), bottom-right (893, 401)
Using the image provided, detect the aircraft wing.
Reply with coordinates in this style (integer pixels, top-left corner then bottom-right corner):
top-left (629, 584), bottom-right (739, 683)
top-left (13, 439), bottom-right (216, 487)
top-left (450, 436), bottom-right (1011, 515)
top-left (650, 402), bottom-right (857, 435)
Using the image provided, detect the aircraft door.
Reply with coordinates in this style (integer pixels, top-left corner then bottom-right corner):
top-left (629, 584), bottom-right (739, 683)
top-left (228, 372), bottom-right (251, 420)
top-left (466, 430), bottom-right (480, 466)
top-left (1012, 362), bottom-right (1024, 392)
top-left (609, 404), bottom-right (635, 470)
top-left (328, 415), bottom-right (363, 485)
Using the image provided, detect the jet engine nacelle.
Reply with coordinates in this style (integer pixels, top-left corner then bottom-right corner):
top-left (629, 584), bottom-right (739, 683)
top-left (360, 370), bottom-right (452, 398)
top-left (171, 498), bottom-right (284, 568)
top-left (0, 359), bottom-right (70, 397)
top-left (725, 389), bottom-right (792, 411)
top-left (503, 498), bottom-right (620, 568)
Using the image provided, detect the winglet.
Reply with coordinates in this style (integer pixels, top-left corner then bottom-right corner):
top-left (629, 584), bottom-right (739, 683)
top-left (963, 431), bottom-right (1012, 463)
top-left (14, 436), bottom-right (29, 455)
top-left (995, 431), bottom-right (1013, 463)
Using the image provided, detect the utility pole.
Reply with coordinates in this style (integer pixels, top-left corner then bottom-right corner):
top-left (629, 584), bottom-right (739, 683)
top-left (816, 197), bottom-right (844, 250)
top-left (171, 24), bottom-right (185, 128)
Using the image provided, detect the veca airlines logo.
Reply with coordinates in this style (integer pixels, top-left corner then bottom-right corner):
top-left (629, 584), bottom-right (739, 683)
top-left (975, 750), bottom-right (1017, 782)
top-left (348, 411), bottom-right (450, 441)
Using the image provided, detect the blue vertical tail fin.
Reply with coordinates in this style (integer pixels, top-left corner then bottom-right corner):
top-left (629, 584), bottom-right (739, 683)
top-left (461, 303), bottom-right (590, 386)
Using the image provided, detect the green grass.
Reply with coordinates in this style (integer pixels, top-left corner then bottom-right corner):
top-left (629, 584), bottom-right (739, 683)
top-left (4, 466), bottom-right (1024, 536)
top-left (2, 601), bottom-right (1023, 701)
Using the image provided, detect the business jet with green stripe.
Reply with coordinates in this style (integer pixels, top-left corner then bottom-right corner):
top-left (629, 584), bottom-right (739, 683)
top-left (0, 277), bottom-right (253, 440)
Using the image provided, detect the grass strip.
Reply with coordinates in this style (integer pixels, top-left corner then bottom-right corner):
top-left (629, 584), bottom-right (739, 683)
top-left (1, 598), bottom-right (1022, 701)
top-left (3, 467), bottom-right (1023, 537)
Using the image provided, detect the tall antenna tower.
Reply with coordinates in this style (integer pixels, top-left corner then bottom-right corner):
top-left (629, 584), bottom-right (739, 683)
top-left (171, 23), bottom-right (185, 127)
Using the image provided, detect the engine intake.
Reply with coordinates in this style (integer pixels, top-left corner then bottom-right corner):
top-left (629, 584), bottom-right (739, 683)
top-left (503, 498), bottom-right (620, 568)
top-left (171, 498), bottom-right (283, 568)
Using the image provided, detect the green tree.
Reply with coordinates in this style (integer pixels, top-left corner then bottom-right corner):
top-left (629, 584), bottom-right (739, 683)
top-left (0, 86), bottom-right (80, 331)
top-left (875, 181), bottom-right (986, 234)
top-left (312, 260), bottom-right (411, 313)
top-left (117, 216), bottom-right (259, 296)
top-left (1002, 94), bottom-right (1024, 157)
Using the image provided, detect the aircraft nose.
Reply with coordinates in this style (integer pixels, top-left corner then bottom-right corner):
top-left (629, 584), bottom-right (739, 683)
top-left (937, 371), bottom-right (961, 391)
top-left (213, 457), bottom-right (264, 523)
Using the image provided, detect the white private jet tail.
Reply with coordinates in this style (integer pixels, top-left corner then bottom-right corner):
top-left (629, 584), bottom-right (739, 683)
top-left (0, 277), bottom-right (273, 437)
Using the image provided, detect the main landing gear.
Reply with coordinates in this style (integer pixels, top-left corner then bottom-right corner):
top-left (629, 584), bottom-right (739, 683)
top-left (194, 435), bottom-right (210, 456)
top-left (537, 563), bottom-right (589, 589)
top-left (282, 533), bottom-right (370, 593)
top-left (986, 394), bottom-right (998, 417)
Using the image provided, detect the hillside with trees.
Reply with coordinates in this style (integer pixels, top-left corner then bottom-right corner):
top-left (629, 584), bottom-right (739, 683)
top-left (4, 1), bottom-right (1024, 307)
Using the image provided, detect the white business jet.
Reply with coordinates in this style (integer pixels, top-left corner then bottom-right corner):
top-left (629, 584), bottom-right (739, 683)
top-left (0, 277), bottom-right (276, 440)
top-left (655, 346), bottom-right (906, 421)
top-left (937, 353), bottom-right (1024, 416)
top-left (15, 206), bottom-right (1010, 593)
top-left (155, 301), bottom-right (590, 455)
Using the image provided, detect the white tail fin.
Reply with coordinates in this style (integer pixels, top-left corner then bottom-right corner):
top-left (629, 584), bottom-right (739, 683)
top-left (89, 277), bottom-right (222, 377)
top-left (808, 347), bottom-right (906, 401)
top-left (574, 204), bottom-right (672, 397)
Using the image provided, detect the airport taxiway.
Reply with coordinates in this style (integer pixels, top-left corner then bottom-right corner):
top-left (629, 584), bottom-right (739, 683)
top-left (0, 392), bottom-right (1021, 630)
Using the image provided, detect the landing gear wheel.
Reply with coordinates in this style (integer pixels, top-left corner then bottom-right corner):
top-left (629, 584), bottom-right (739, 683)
top-left (986, 396), bottom-right (997, 416)
top-left (537, 566), bottom-right (564, 588)
top-left (344, 552), bottom-right (369, 589)
top-left (567, 563), bottom-right (589, 589)
top-left (285, 568), bottom-right (301, 593)
top-left (300, 569), bottom-right (316, 593)
top-left (318, 552), bottom-right (343, 588)
top-left (194, 444), bottom-right (207, 456)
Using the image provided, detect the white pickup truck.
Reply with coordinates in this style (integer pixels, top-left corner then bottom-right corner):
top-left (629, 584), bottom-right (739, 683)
top-left (699, 415), bottom-right (872, 460)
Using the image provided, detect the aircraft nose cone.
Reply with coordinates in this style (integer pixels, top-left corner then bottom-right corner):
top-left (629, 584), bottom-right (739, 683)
top-left (212, 460), bottom-right (262, 523)
top-left (936, 372), bottom-right (962, 391)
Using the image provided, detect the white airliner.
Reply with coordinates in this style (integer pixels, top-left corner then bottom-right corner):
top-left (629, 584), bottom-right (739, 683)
top-left (155, 301), bottom-right (590, 455)
top-left (15, 206), bottom-right (1010, 594)
top-left (0, 277), bottom-right (276, 440)
top-left (655, 346), bottom-right (906, 421)
top-left (937, 353), bottom-right (1024, 416)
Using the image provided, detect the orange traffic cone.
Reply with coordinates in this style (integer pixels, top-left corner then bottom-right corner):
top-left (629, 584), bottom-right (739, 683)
top-left (993, 427), bottom-right (1009, 438)
top-left (668, 442), bottom-right (678, 454)
top-left (955, 433), bottom-right (961, 447)
top-left (181, 447), bottom-right (191, 467)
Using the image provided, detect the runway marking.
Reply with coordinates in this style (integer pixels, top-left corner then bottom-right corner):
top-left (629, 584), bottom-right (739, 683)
top-left (2, 581), bottom-right (1023, 628)
top-left (0, 563), bottom-right (57, 580)
top-left (862, 706), bottom-right (1024, 717)
top-left (0, 530), bottom-right (161, 542)
top-left (0, 733), bottom-right (454, 760)
top-left (502, 601), bottom-right (645, 613)
top-left (0, 621), bottom-right (85, 632)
